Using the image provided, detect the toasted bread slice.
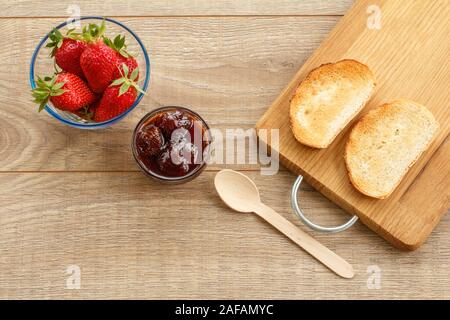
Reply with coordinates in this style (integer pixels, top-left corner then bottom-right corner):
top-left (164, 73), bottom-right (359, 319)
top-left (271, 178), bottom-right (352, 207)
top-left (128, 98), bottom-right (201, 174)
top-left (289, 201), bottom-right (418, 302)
top-left (345, 100), bottom-right (439, 199)
top-left (290, 59), bottom-right (376, 148)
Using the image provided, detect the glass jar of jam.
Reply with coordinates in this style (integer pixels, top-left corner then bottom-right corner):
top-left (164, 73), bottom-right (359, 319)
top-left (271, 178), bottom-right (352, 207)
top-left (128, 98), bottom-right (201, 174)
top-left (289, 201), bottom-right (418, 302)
top-left (132, 106), bottom-right (211, 183)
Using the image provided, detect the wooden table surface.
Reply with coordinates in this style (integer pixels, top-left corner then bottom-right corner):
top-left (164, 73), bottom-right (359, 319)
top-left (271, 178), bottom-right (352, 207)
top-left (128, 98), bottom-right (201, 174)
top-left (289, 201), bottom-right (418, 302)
top-left (1, 0), bottom-right (449, 299)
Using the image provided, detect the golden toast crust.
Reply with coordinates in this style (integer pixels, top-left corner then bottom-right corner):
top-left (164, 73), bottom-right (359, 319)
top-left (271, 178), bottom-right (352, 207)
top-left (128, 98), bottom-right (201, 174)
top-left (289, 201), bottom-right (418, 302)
top-left (345, 99), bottom-right (439, 199)
top-left (289, 59), bottom-right (376, 148)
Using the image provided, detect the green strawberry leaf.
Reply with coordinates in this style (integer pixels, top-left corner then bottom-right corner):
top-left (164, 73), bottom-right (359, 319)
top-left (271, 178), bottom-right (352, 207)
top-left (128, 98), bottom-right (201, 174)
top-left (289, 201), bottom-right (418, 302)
top-left (98, 20), bottom-right (106, 36)
top-left (113, 35), bottom-right (123, 48)
top-left (130, 68), bottom-right (139, 81)
top-left (50, 89), bottom-right (66, 96)
top-left (110, 78), bottom-right (126, 86)
top-left (47, 28), bottom-right (64, 57)
top-left (50, 76), bottom-right (57, 86)
top-left (31, 75), bottom-right (67, 111)
top-left (54, 29), bottom-right (63, 39)
top-left (119, 82), bottom-right (131, 96)
top-left (103, 34), bottom-right (132, 58)
top-left (32, 88), bottom-right (49, 96)
top-left (66, 28), bottom-right (81, 40)
top-left (112, 66), bottom-right (146, 97)
top-left (38, 100), bottom-right (48, 112)
top-left (122, 64), bottom-right (129, 77)
top-left (82, 20), bottom-right (106, 43)
top-left (102, 37), bottom-right (112, 47)
top-left (133, 84), bottom-right (147, 95)
top-left (52, 81), bottom-right (66, 90)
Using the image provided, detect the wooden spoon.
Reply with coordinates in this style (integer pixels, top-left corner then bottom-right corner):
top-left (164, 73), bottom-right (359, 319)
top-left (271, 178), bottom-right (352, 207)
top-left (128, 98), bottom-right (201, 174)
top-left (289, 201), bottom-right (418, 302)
top-left (214, 169), bottom-right (354, 279)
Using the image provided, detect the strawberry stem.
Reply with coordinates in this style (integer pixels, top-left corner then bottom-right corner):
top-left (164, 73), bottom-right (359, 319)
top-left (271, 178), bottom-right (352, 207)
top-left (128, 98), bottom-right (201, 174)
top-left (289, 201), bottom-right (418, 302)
top-left (81, 20), bottom-right (106, 43)
top-left (78, 105), bottom-right (95, 120)
top-left (103, 34), bottom-right (133, 58)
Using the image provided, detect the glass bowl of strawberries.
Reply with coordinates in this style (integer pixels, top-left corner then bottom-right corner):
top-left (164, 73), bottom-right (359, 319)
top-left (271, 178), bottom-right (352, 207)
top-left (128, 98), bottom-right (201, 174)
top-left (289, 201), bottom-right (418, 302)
top-left (29, 16), bottom-right (150, 129)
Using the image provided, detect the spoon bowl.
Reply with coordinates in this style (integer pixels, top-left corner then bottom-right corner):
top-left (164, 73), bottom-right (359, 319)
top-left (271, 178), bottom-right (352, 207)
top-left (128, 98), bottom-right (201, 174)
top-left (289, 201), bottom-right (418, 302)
top-left (214, 169), bottom-right (261, 213)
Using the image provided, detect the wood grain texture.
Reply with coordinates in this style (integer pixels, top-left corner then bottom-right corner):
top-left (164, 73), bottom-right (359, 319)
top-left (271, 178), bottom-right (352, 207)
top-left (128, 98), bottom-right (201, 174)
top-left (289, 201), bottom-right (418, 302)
top-left (1, 172), bottom-right (449, 299)
top-left (256, 0), bottom-right (450, 250)
top-left (0, 17), bottom-right (337, 171)
top-left (1, 0), bottom-right (352, 17)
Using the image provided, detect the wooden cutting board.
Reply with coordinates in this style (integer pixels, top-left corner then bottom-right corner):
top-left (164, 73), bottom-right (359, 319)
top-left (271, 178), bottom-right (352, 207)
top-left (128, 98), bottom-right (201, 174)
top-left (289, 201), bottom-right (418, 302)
top-left (256, 0), bottom-right (450, 250)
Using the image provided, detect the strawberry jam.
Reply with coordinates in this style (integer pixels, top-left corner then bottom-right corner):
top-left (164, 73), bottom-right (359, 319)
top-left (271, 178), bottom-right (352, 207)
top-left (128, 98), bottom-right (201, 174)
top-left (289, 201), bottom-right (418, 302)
top-left (132, 107), bottom-right (211, 182)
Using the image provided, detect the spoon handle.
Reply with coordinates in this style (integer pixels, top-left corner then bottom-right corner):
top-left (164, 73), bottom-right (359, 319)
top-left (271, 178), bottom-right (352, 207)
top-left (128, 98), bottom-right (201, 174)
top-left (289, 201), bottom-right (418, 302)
top-left (253, 202), bottom-right (354, 279)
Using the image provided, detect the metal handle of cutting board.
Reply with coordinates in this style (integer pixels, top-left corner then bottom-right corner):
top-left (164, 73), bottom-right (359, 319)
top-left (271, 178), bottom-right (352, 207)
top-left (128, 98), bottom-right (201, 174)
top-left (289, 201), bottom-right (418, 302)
top-left (291, 175), bottom-right (358, 233)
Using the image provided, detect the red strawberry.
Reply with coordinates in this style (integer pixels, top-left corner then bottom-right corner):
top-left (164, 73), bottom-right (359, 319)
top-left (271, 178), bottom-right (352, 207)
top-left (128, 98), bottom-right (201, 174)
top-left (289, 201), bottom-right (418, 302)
top-left (80, 40), bottom-right (117, 93)
top-left (32, 73), bottom-right (96, 112)
top-left (46, 29), bottom-right (87, 77)
top-left (103, 35), bottom-right (139, 81)
top-left (113, 53), bottom-right (138, 80)
top-left (79, 22), bottom-right (118, 93)
top-left (136, 125), bottom-right (165, 157)
top-left (157, 146), bottom-right (189, 176)
top-left (94, 85), bottom-right (135, 122)
top-left (94, 65), bottom-right (145, 122)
